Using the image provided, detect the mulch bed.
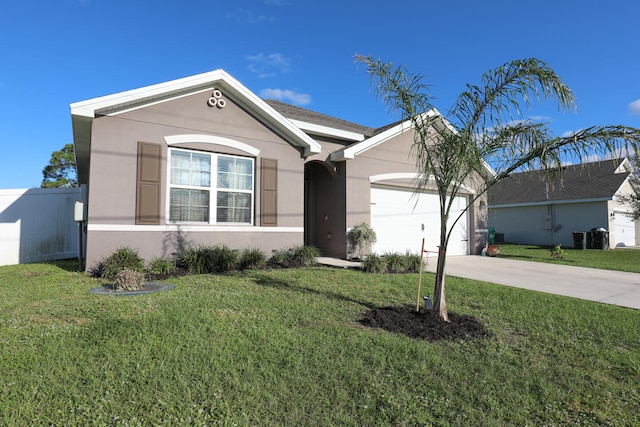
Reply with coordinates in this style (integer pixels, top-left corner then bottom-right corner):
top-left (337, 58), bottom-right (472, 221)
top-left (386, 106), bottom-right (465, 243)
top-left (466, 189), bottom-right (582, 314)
top-left (359, 305), bottom-right (490, 342)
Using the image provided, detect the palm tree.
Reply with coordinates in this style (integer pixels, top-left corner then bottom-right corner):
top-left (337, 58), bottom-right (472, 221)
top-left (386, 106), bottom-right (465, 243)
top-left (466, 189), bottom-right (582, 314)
top-left (357, 56), bottom-right (640, 321)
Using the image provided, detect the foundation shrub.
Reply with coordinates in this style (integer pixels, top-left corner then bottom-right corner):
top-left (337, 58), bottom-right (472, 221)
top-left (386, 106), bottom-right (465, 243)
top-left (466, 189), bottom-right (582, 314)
top-left (269, 245), bottom-right (320, 268)
top-left (362, 253), bottom-right (387, 274)
top-left (101, 246), bottom-right (145, 281)
top-left (291, 245), bottom-right (320, 267)
top-left (147, 257), bottom-right (176, 275)
top-left (211, 244), bottom-right (239, 273)
top-left (362, 253), bottom-right (421, 274)
top-left (269, 249), bottom-right (291, 267)
top-left (238, 248), bottom-right (266, 270)
top-left (403, 252), bottom-right (423, 273)
top-left (385, 252), bottom-right (408, 273)
top-left (178, 245), bottom-right (216, 274)
top-left (178, 244), bottom-right (239, 274)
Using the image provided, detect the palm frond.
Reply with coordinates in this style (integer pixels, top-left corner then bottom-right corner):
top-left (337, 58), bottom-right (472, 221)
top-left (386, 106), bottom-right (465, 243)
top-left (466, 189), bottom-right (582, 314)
top-left (453, 58), bottom-right (576, 134)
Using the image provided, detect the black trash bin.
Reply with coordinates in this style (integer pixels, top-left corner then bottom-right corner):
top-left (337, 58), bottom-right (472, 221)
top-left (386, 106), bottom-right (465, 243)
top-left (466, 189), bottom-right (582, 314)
top-left (589, 228), bottom-right (610, 250)
top-left (573, 231), bottom-right (587, 250)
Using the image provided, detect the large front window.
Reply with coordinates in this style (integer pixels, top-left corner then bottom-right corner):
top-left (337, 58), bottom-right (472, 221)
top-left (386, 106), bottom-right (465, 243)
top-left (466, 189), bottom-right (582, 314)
top-left (168, 149), bottom-right (254, 224)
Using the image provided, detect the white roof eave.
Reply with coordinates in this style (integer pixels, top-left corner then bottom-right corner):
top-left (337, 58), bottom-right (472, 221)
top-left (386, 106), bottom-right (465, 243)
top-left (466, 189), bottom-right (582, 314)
top-left (70, 69), bottom-right (321, 156)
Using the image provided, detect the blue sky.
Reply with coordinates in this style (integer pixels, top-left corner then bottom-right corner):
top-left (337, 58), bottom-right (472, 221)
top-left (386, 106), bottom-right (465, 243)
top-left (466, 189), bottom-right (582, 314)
top-left (2, 0), bottom-right (639, 189)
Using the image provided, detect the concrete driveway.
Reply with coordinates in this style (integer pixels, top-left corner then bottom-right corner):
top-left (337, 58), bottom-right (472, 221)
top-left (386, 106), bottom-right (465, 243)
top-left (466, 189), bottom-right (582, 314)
top-left (424, 255), bottom-right (640, 310)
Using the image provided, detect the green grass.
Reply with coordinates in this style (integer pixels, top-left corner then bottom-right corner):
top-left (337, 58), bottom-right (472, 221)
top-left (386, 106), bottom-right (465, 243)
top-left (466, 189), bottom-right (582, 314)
top-left (497, 243), bottom-right (640, 273)
top-left (1, 261), bottom-right (639, 425)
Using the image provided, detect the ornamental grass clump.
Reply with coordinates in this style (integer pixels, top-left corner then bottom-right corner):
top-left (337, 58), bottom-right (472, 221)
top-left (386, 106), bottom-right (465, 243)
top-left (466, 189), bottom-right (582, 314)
top-left (362, 253), bottom-right (387, 273)
top-left (178, 244), bottom-right (239, 274)
top-left (269, 245), bottom-right (320, 268)
top-left (101, 246), bottom-right (145, 281)
top-left (238, 248), bottom-right (266, 270)
top-left (362, 252), bottom-right (421, 274)
top-left (290, 245), bottom-right (320, 267)
top-left (147, 257), bottom-right (176, 275)
top-left (385, 252), bottom-right (408, 274)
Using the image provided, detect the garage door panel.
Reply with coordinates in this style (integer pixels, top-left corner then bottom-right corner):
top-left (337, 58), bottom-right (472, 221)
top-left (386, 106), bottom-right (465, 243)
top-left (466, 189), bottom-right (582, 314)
top-left (370, 187), bottom-right (468, 256)
top-left (614, 213), bottom-right (636, 247)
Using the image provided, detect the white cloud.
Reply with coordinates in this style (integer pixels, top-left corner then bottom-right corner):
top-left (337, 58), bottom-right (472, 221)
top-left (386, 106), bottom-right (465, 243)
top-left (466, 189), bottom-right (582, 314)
top-left (246, 53), bottom-right (291, 78)
top-left (259, 88), bottom-right (311, 106)
top-left (528, 115), bottom-right (551, 122)
top-left (561, 129), bottom-right (583, 138)
top-left (225, 9), bottom-right (274, 24)
top-left (629, 99), bottom-right (640, 115)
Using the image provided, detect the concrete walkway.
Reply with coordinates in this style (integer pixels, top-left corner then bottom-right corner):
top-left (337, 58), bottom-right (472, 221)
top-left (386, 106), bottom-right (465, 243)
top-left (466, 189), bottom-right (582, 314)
top-left (424, 255), bottom-right (640, 310)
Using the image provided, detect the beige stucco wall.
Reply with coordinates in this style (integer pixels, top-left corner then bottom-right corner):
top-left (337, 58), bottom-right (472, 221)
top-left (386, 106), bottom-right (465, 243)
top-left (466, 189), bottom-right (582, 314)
top-left (84, 90), bottom-right (306, 268)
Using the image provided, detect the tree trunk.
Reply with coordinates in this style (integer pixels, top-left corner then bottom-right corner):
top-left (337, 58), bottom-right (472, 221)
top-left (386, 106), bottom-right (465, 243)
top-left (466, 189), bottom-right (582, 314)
top-left (432, 217), bottom-right (449, 322)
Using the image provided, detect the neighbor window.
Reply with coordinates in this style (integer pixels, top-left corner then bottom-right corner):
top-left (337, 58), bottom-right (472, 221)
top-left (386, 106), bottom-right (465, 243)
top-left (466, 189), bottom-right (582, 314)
top-left (168, 148), bottom-right (254, 224)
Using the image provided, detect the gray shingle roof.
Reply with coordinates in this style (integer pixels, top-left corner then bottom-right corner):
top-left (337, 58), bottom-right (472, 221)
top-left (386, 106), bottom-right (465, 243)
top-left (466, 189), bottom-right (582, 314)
top-left (264, 99), bottom-right (378, 138)
top-left (488, 158), bottom-right (630, 206)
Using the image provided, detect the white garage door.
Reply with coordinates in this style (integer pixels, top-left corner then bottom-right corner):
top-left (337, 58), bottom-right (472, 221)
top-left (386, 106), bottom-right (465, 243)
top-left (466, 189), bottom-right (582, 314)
top-left (613, 212), bottom-right (636, 247)
top-left (370, 186), bottom-right (469, 256)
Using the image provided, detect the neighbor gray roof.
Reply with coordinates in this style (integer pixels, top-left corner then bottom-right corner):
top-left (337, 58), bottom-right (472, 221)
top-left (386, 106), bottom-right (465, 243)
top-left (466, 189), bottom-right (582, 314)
top-left (488, 158), bottom-right (631, 206)
top-left (265, 99), bottom-right (378, 138)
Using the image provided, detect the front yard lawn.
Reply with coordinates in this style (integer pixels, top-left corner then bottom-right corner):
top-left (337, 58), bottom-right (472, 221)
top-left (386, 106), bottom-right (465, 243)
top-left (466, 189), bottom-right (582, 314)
top-left (497, 243), bottom-right (640, 273)
top-left (1, 262), bottom-right (638, 425)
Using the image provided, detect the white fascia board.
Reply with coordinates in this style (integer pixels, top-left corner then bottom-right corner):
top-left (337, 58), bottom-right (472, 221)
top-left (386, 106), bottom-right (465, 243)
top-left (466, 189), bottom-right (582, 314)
top-left (70, 69), bottom-right (230, 118)
top-left (490, 197), bottom-right (611, 209)
top-left (614, 157), bottom-right (631, 174)
top-left (613, 175), bottom-right (633, 198)
top-left (289, 119), bottom-right (365, 142)
top-left (70, 69), bottom-right (321, 155)
top-left (330, 120), bottom-right (410, 161)
top-left (330, 109), bottom-right (441, 162)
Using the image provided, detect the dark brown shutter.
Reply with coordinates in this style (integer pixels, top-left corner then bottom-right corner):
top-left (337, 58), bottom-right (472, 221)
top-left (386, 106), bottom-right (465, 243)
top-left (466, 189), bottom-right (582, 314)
top-left (136, 142), bottom-right (162, 224)
top-left (260, 158), bottom-right (277, 226)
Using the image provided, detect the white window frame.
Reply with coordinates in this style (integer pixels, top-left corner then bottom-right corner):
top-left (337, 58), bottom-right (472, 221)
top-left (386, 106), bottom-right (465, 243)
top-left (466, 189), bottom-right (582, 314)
top-left (167, 148), bottom-right (255, 225)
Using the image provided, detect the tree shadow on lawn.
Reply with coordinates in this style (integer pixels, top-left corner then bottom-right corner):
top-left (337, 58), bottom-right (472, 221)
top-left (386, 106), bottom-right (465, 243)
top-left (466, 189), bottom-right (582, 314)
top-left (250, 272), bottom-right (490, 343)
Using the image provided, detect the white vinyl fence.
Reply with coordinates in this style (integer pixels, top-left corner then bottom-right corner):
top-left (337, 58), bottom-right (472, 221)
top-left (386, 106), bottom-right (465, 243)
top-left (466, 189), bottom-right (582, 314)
top-left (0, 187), bottom-right (85, 266)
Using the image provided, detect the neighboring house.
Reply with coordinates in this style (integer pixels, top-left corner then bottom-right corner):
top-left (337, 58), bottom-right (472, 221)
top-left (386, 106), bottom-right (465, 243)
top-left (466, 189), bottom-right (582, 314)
top-left (71, 69), bottom-right (488, 270)
top-left (488, 158), bottom-right (639, 248)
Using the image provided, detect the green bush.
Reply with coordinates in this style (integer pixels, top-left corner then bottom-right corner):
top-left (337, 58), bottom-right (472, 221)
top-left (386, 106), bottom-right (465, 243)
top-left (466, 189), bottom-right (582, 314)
top-left (290, 245), bottom-right (320, 267)
top-left (385, 252), bottom-right (408, 273)
top-left (178, 246), bottom-right (215, 274)
top-left (178, 244), bottom-right (238, 274)
top-left (212, 244), bottom-right (239, 273)
top-left (403, 252), bottom-right (423, 273)
top-left (362, 252), bottom-right (421, 274)
top-left (147, 257), bottom-right (176, 275)
top-left (269, 245), bottom-right (320, 268)
top-left (269, 249), bottom-right (291, 266)
top-left (238, 248), bottom-right (266, 270)
top-left (362, 253), bottom-right (387, 273)
top-left (101, 246), bottom-right (145, 281)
